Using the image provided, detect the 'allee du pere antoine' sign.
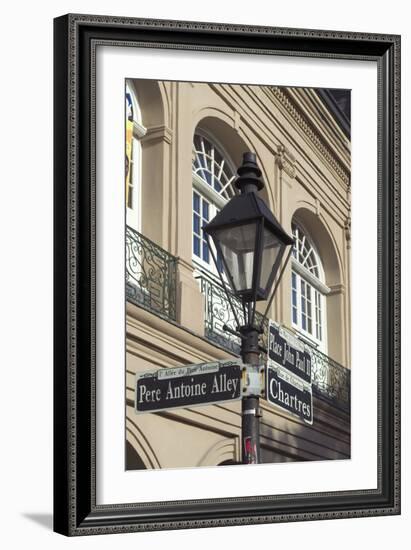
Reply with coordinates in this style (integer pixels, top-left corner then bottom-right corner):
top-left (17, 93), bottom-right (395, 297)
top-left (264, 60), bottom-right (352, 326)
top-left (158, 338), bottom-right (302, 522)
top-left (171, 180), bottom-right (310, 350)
top-left (135, 360), bottom-right (242, 413)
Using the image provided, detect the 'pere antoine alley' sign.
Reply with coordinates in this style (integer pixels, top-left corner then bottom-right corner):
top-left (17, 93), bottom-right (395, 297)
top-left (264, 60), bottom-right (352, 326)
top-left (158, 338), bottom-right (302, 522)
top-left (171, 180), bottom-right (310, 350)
top-left (266, 321), bottom-right (313, 425)
top-left (135, 359), bottom-right (242, 413)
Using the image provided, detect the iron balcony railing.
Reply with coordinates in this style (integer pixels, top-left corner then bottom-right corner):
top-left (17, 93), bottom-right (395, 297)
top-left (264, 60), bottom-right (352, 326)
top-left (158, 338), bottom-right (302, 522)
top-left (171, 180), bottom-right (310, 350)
top-left (126, 226), bottom-right (178, 321)
top-left (310, 347), bottom-right (351, 408)
top-left (196, 272), bottom-right (350, 410)
top-left (196, 272), bottom-right (268, 354)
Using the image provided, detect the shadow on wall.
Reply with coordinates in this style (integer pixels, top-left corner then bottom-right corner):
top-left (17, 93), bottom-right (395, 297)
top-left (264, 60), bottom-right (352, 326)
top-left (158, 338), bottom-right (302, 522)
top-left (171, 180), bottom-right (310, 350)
top-left (260, 398), bottom-right (351, 463)
top-left (126, 440), bottom-right (147, 470)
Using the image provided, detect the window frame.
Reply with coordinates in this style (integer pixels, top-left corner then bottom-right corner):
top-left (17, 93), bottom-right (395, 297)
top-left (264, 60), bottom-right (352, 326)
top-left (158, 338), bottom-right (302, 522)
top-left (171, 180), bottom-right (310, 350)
top-left (191, 131), bottom-right (237, 279)
top-left (290, 222), bottom-right (329, 352)
top-left (125, 82), bottom-right (146, 232)
top-left (192, 130), bottom-right (237, 202)
top-left (192, 189), bottom-right (214, 268)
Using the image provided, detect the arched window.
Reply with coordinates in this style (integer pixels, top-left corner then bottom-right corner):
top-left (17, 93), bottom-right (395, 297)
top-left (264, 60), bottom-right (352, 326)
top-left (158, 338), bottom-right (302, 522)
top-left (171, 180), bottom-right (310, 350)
top-left (125, 82), bottom-right (146, 231)
top-left (291, 222), bottom-right (328, 351)
top-left (192, 132), bottom-right (237, 273)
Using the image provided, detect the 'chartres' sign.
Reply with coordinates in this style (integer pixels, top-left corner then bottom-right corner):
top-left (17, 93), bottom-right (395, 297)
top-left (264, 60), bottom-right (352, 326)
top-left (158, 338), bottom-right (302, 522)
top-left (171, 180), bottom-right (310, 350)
top-left (135, 360), bottom-right (242, 413)
top-left (266, 365), bottom-right (313, 424)
top-left (266, 321), bottom-right (313, 424)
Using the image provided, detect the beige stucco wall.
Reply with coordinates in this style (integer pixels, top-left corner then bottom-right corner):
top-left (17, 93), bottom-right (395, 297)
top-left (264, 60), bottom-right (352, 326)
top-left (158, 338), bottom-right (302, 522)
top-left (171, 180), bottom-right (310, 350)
top-left (126, 80), bottom-right (351, 469)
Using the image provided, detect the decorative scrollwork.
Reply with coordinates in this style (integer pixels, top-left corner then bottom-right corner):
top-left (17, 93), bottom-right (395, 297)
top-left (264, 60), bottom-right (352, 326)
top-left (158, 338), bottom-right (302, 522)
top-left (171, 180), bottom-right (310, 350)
top-left (311, 347), bottom-right (350, 409)
top-left (196, 273), bottom-right (268, 355)
top-left (126, 226), bottom-right (177, 321)
top-left (198, 274), bottom-right (243, 354)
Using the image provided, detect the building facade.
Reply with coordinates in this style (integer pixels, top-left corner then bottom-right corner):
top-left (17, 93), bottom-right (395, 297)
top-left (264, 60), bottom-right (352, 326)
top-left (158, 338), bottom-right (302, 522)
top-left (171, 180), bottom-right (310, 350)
top-left (125, 80), bottom-right (351, 469)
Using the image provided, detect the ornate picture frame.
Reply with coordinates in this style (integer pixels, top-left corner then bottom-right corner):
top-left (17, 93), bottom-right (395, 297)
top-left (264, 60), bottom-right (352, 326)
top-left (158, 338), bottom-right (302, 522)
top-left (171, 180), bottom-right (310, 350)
top-left (53, 14), bottom-right (400, 536)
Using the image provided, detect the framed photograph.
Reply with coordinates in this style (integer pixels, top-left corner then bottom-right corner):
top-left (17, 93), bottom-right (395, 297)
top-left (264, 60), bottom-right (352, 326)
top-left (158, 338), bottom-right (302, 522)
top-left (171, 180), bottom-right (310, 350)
top-left (53, 14), bottom-right (400, 536)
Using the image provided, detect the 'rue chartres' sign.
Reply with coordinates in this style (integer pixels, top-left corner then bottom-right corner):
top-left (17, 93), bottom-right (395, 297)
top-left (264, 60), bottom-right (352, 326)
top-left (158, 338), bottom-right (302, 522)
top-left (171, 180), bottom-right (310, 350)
top-left (266, 321), bottom-right (313, 425)
top-left (135, 360), bottom-right (242, 413)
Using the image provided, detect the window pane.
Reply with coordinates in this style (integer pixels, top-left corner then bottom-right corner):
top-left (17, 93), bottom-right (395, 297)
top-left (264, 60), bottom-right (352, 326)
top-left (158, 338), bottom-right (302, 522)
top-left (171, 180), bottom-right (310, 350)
top-left (193, 213), bottom-right (200, 235)
top-left (214, 148), bottom-right (223, 166)
top-left (291, 274), bottom-right (298, 325)
top-left (217, 253), bottom-right (224, 274)
top-left (202, 241), bottom-right (210, 263)
top-left (199, 154), bottom-right (207, 169)
top-left (315, 291), bottom-right (323, 340)
top-left (193, 236), bottom-right (200, 257)
top-left (193, 192), bottom-right (200, 213)
top-left (301, 279), bottom-right (307, 329)
top-left (198, 134), bottom-right (204, 149)
top-left (127, 186), bottom-right (133, 210)
top-left (306, 287), bottom-right (312, 313)
top-left (291, 257), bottom-right (325, 345)
top-left (193, 134), bottom-right (235, 200)
top-left (202, 200), bottom-right (209, 220)
top-left (291, 222), bottom-right (321, 280)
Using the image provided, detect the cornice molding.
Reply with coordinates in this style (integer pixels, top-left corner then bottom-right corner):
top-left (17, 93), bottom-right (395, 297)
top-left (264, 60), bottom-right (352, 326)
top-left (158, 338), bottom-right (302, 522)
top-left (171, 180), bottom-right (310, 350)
top-left (271, 87), bottom-right (350, 186)
top-left (328, 283), bottom-right (346, 296)
top-left (140, 124), bottom-right (173, 145)
top-left (133, 120), bottom-right (147, 139)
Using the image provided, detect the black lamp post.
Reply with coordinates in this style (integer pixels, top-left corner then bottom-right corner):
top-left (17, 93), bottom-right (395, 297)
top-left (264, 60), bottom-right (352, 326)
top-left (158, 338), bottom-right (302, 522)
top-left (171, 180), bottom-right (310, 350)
top-left (203, 152), bottom-right (294, 464)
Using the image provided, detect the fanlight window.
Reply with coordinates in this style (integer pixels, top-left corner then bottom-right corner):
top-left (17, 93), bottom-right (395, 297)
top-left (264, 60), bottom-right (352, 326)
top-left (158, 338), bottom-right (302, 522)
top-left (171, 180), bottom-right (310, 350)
top-left (292, 223), bottom-right (320, 278)
top-left (192, 134), bottom-right (236, 201)
top-left (291, 222), bottom-right (327, 350)
top-left (192, 133), bottom-right (237, 274)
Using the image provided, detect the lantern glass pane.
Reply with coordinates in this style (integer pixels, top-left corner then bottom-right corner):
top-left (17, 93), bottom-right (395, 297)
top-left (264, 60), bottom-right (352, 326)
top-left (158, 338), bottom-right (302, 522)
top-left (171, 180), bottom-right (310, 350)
top-left (214, 222), bottom-right (257, 292)
top-left (260, 228), bottom-right (283, 292)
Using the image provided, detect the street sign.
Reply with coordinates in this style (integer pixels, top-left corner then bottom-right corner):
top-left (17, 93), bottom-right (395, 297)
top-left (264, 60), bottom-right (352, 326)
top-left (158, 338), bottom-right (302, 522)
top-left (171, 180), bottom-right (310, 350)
top-left (268, 322), bottom-right (312, 384)
top-left (266, 321), bottom-right (313, 424)
top-left (266, 365), bottom-right (313, 424)
top-left (135, 359), bottom-right (242, 413)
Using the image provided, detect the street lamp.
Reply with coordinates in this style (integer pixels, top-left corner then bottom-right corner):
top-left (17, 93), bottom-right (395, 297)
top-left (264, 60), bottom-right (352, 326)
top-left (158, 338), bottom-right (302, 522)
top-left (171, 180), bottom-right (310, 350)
top-left (203, 152), bottom-right (294, 464)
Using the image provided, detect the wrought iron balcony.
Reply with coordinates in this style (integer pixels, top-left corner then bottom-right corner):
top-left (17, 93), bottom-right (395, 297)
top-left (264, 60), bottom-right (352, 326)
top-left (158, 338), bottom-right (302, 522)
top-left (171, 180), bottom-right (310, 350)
top-left (310, 347), bottom-right (351, 409)
top-left (126, 226), bottom-right (178, 321)
top-left (196, 271), bottom-right (350, 410)
top-left (196, 272), bottom-right (268, 355)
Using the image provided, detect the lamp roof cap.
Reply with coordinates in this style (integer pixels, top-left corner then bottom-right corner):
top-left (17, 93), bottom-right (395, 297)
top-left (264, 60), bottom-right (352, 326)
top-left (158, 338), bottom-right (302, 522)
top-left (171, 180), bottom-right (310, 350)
top-left (235, 152), bottom-right (264, 193)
